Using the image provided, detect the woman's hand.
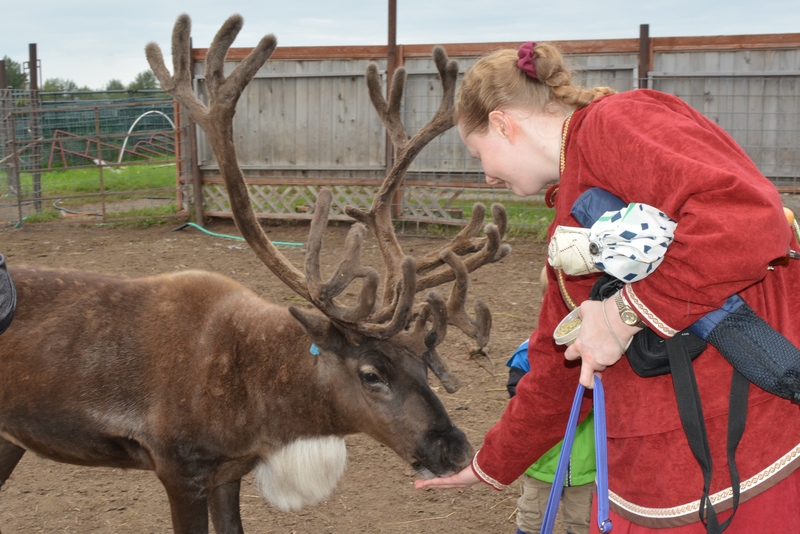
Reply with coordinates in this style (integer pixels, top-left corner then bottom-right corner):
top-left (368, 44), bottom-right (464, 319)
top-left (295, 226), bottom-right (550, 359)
top-left (414, 465), bottom-right (480, 489)
top-left (564, 298), bottom-right (639, 387)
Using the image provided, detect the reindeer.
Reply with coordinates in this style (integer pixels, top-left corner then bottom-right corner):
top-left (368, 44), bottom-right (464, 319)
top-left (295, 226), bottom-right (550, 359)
top-left (0, 14), bottom-right (510, 534)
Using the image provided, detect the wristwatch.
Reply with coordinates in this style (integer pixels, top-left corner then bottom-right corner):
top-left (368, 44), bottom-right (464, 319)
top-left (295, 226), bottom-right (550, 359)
top-left (614, 290), bottom-right (645, 328)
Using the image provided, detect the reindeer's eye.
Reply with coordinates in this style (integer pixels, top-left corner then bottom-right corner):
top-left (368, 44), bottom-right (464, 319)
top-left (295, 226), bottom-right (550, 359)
top-left (360, 372), bottom-right (383, 385)
top-left (358, 364), bottom-right (388, 388)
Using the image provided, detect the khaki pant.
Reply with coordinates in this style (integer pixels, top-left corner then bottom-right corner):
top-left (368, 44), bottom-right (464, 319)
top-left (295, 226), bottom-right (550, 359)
top-left (515, 474), bottom-right (594, 534)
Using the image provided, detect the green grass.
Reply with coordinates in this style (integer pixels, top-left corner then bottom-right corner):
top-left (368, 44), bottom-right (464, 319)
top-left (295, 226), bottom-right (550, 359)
top-left (16, 162), bottom-right (176, 198)
top-left (455, 198), bottom-right (555, 239)
top-left (10, 162), bottom-right (179, 224)
top-left (20, 202), bottom-right (179, 226)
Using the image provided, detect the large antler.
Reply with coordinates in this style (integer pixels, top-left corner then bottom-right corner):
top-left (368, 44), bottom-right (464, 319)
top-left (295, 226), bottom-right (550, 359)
top-left (345, 49), bottom-right (510, 357)
top-left (146, 15), bottom-right (312, 299)
top-left (146, 15), bottom-right (510, 393)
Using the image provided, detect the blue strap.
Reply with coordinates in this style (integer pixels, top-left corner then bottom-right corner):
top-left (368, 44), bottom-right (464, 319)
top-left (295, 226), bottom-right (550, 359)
top-left (540, 375), bottom-right (611, 534)
top-left (594, 377), bottom-right (612, 533)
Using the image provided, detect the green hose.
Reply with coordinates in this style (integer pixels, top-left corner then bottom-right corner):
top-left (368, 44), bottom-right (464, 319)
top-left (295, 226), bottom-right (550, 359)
top-left (172, 222), bottom-right (304, 247)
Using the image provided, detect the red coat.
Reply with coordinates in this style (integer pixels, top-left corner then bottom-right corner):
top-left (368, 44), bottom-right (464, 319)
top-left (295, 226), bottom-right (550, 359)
top-left (473, 90), bottom-right (800, 529)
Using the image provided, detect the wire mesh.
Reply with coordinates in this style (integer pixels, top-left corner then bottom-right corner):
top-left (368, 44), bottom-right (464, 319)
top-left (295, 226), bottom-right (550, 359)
top-left (0, 90), bottom-right (189, 226)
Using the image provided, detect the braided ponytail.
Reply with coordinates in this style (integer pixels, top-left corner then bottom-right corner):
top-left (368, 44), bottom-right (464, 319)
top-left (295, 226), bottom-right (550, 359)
top-left (534, 43), bottom-right (616, 108)
top-left (456, 43), bottom-right (615, 136)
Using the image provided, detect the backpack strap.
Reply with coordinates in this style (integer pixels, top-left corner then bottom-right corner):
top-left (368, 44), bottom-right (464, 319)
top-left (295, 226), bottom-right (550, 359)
top-left (666, 335), bottom-right (748, 533)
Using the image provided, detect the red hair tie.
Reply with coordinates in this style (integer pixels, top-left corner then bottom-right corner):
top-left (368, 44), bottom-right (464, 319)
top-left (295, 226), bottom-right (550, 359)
top-left (517, 41), bottom-right (538, 79)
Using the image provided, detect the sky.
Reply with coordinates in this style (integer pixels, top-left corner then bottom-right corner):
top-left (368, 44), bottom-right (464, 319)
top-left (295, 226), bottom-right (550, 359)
top-left (2, 0), bottom-right (798, 90)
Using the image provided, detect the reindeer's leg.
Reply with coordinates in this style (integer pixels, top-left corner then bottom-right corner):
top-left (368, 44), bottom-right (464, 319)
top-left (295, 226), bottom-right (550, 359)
top-left (158, 471), bottom-right (210, 534)
top-left (0, 438), bottom-right (25, 491)
top-left (209, 479), bottom-right (244, 534)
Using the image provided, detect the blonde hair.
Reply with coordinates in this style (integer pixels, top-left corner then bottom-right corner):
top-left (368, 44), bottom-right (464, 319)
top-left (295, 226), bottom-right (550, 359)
top-left (455, 43), bottom-right (616, 136)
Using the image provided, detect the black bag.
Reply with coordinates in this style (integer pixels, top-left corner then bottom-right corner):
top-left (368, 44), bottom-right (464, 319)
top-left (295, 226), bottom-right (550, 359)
top-left (0, 254), bottom-right (17, 335)
top-left (589, 273), bottom-right (707, 377)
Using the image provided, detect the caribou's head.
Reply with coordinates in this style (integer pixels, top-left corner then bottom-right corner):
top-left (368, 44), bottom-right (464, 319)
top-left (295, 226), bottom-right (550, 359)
top-left (146, 14), bottom-right (509, 484)
top-left (290, 302), bottom-right (472, 478)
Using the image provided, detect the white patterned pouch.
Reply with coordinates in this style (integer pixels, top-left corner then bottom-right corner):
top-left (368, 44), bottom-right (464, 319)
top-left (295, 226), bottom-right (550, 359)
top-left (589, 203), bottom-right (677, 282)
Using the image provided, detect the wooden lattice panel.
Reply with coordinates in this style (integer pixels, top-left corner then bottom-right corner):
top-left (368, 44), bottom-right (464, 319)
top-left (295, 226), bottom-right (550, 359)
top-left (402, 186), bottom-right (459, 220)
top-left (202, 182), bottom-right (468, 224)
top-left (202, 183), bottom-right (379, 221)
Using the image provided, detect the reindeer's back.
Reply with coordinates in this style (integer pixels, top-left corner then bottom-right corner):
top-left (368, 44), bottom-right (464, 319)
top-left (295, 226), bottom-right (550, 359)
top-left (0, 265), bottom-right (305, 466)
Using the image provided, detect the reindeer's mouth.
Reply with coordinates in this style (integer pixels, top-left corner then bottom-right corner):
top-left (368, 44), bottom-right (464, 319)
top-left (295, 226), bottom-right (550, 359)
top-left (411, 464), bottom-right (439, 480)
top-left (410, 427), bottom-right (474, 477)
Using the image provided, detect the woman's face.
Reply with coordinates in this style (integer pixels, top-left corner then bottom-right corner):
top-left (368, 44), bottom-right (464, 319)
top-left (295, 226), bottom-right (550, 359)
top-left (457, 109), bottom-right (562, 197)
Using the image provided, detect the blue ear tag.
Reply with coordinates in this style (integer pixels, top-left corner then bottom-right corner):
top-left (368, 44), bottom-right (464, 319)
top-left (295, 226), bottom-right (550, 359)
top-left (309, 343), bottom-right (320, 356)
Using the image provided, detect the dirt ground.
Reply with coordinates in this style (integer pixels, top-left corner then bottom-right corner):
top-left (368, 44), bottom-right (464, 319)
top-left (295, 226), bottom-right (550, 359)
top-left (0, 217), bottom-right (560, 533)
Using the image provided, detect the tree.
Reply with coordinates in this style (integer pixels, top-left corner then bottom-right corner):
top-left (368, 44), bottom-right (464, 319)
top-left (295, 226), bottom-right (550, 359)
top-left (43, 78), bottom-right (78, 93)
top-left (127, 70), bottom-right (157, 91)
top-left (105, 79), bottom-right (125, 91)
top-left (1, 56), bottom-right (27, 89)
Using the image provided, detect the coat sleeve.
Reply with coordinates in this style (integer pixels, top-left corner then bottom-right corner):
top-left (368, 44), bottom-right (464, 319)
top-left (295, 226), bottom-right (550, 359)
top-left (473, 267), bottom-right (592, 488)
top-left (574, 92), bottom-right (792, 334)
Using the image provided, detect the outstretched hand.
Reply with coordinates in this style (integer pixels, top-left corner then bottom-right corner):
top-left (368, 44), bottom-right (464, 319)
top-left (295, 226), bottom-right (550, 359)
top-left (414, 465), bottom-right (480, 489)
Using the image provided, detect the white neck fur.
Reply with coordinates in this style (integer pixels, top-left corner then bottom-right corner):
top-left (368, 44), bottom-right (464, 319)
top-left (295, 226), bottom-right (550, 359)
top-left (253, 436), bottom-right (347, 511)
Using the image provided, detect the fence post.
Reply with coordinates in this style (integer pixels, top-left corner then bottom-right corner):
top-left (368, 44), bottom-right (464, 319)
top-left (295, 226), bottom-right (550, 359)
top-left (387, 0), bottom-right (403, 218)
top-left (28, 43), bottom-right (42, 212)
top-left (187, 41), bottom-right (205, 226)
top-left (638, 24), bottom-right (652, 89)
top-left (94, 107), bottom-right (107, 221)
top-left (0, 62), bottom-right (23, 226)
top-left (187, 114), bottom-right (204, 226)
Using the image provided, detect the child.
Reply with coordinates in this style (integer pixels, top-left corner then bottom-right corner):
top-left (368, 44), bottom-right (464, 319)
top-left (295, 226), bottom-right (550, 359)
top-left (507, 340), bottom-right (594, 534)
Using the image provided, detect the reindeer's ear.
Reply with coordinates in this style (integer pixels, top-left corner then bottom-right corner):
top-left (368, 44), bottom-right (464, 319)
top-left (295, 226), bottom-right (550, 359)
top-left (289, 306), bottom-right (355, 353)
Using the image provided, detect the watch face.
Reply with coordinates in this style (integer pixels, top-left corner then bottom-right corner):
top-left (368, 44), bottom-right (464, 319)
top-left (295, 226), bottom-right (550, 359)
top-left (621, 309), bottom-right (639, 325)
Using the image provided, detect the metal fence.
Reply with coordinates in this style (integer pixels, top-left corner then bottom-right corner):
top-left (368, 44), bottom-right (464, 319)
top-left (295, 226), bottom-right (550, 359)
top-left (0, 89), bottom-right (187, 225)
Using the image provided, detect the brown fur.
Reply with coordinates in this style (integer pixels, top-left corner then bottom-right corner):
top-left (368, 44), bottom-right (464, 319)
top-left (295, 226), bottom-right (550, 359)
top-left (0, 265), bottom-right (472, 533)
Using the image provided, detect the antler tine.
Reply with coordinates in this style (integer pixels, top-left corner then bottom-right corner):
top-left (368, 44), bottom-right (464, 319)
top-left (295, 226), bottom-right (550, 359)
top-left (350, 256), bottom-right (417, 339)
top-left (490, 203), bottom-right (509, 239)
top-left (204, 15), bottom-right (242, 97)
top-left (415, 202), bottom-right (510, 276)
top-left (148, 15), bottom-right (312, 302)
top-left (406, 292), bottom-right (461, 393)
top-left (145, 14), bottom-right (206, 121)
top-left (416, 221), bottom-right (511, 293)
top-left (404, 47), bottom-right (459, 155)
top-left (439, 250), bottom-right (492, 353)
top-left (365, 64), bottom-right (408, 150)
top-left (414, 203), bottom-right (488, 275)
top-left (305, 190), bottom-right (380, 323)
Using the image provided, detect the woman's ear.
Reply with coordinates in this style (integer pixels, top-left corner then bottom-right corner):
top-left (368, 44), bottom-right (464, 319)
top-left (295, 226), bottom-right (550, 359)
top-left (488, 110), bottom-right (514, 140)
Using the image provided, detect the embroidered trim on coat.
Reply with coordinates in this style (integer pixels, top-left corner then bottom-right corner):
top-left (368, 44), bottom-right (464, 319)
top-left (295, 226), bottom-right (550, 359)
top-left (472, 451), bottom-right (507, 491)
top-left (624, 284), bottom-right (678, 337)
top-left (608, 443), bottom-right (800, 528)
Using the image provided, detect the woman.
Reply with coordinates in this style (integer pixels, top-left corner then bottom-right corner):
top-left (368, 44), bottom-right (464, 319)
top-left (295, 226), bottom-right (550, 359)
top-left (415, 42), bottom-right (800, 533)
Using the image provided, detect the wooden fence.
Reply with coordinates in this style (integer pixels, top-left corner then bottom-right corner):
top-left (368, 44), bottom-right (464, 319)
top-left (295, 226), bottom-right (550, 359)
top-left (3, 30), bottom-right (797, 229)
top-left (179, 29), bottom-right (800, 228)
